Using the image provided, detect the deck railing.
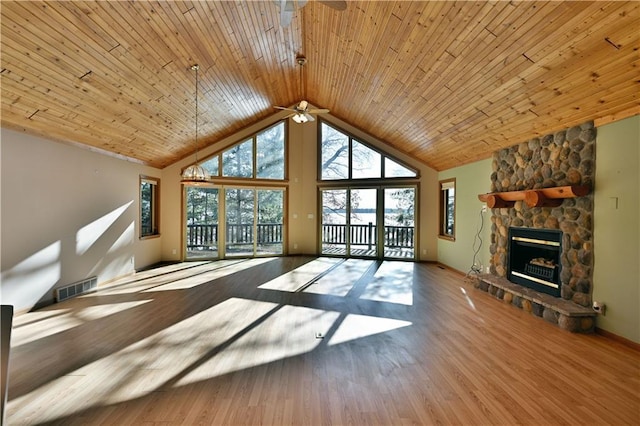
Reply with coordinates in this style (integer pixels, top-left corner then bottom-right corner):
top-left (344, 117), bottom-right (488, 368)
top-left (321, 223), bottom-right (414, 248)
top-left (187, 223), bottom-right (414, 251)
top-left (187, 223), bottom-right (283, 249)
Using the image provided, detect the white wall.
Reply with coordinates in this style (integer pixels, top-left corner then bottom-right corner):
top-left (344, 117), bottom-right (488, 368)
top-left (1, 128), bottom-right (162, 312)
top-left (437, 159), bottom-right (493, 274)
top-left (593, 115), bottom-right (640, 343)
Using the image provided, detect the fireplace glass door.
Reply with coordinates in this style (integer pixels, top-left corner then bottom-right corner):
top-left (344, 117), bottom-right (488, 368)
top-left (507, 227), bottom-right (562, 297)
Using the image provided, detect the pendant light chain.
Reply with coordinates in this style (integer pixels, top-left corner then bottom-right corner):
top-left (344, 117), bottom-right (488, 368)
top-left (297, 55), bottom-right (307, 101)
top-left (181, 63), bottom-right (210, 183)
top-left (193, 64), bottom-right (199, 163)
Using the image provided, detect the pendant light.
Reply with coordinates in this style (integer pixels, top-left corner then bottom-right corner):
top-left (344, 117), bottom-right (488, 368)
top-left (181, 64), bottom-right (210, 183)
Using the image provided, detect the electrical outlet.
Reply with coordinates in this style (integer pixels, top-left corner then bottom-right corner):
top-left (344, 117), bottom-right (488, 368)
top-left (293, 243), bottom-right (298, 249)
top-left (593, 301), bottom-right (606, 315)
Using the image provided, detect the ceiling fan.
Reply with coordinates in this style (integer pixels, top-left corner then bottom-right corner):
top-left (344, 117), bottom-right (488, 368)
top-left (274, 55), bottom-right (329, 123)
top-left (276, 0), bottom-right (347, 27)
top-left (275, 99), bottom-right (329, 123)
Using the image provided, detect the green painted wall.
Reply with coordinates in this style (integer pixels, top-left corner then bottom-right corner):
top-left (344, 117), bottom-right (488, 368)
top-left (437, 158), bottom-right (493, 275)
top-left (593, 115), bottom-right (640, 343)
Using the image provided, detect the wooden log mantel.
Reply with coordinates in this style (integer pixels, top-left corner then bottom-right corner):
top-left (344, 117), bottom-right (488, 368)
top-left (478, 184), bottom-right (591, 208)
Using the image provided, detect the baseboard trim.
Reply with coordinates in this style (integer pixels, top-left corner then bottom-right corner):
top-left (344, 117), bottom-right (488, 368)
top-left (435, 262), bottom-right (467, 277)
top-left (595, 328), bottom-right (640, 351)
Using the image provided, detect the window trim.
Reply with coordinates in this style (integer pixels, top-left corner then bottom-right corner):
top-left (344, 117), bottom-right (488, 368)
top-left (140, 175), bottom-right (160, 239)
top-left (438, 178), bottom-right (456, 241)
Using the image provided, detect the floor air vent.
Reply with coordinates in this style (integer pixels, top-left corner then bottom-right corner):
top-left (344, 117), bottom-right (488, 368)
top-left (56, 276), bottom-right (98, 302)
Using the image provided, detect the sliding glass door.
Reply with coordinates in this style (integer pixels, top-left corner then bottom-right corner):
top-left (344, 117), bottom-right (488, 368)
top-left (184, 185), bottom-right (284, 259)
top-left (349, 188), bottom-right (378, 257)
top-left (225, 187), bottom-right (285, 257)
top-left (321, 189), bottom-right (348, 256)
top-left (257, 189), bottom-right (284, 255)
top-left (185, 186), bottom-right (220, 260)
top-left (320, 186), bottom-right (416, 260)
top-left (383, 187), bottom-right (415, 259)
top-left (225, 188), bottom-right (255, 257)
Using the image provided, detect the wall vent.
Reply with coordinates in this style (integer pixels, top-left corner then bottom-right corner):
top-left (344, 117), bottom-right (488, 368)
top-left (56, 276), bottom-right (98, 302)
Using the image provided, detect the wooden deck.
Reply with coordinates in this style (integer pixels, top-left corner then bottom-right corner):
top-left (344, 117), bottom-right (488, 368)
top-left (6, 257), bottom-right (639, 425)
top-left (321, 246), bottom-right (415, 259)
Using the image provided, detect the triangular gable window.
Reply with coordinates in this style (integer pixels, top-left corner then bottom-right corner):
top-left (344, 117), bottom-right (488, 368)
top-left (319, 121), bottom-right (418, 181)
top-left (384, 157), bottom-right (416, 178)
top-left (191, 122), bottom-right (286, 181)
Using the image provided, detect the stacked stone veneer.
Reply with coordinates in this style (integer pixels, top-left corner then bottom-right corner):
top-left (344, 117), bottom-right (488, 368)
top-left (488, 121), bottom-right (596, 308)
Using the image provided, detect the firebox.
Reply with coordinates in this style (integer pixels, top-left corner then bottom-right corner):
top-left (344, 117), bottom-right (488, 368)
top-left (507, 227), bottom-right (562, 297)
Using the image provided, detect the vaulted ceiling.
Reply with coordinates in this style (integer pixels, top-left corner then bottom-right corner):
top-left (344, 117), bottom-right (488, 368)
top-left (1, 1), bottom-right (638, 171)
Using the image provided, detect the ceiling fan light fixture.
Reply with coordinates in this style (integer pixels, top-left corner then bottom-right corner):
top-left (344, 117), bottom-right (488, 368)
top-left (182, 64), bottom-right (210, 184)
top-left (292, 113), bottom-right (308, 124)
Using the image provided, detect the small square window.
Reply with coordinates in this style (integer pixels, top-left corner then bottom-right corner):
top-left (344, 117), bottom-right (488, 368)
top-left (439, 179), bottom-right (455, 240)
top-left (140, 176), bottom-right (160, 238)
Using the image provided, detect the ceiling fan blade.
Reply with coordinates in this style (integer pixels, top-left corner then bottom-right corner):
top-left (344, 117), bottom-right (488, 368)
top-left (274, 106), bottom-right (296, 112)
top-left (304, 113), bottom-right (315, 122)
top-left (280, 0), bottom-right (294, 27)
top-left (318, 0), bottom-right (347, 11)
top-left (308, 108), bottom-right (330, 114)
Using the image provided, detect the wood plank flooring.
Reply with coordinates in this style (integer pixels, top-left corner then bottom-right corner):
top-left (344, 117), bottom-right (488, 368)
top-left (5, 257), bottom-right (639, 425)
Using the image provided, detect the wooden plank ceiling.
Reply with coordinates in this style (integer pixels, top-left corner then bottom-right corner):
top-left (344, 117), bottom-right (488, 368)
top-left (1, 1), bottom-right (639, 171)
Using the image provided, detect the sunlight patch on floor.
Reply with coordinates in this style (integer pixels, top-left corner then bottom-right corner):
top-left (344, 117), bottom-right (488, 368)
top-left (10, 308), bottom-right (76, 347)
top-left (12, 301), bottom-right (152, 348)
top-left (175, 304), bottom-right (341, 387)
top-left (328, 314), bottom-right (412, 346)
top-left (360, 261), bottom-right (414, 305)
top-left (8, 371), bottom-right (91, 424)
top-left (94, 261), bottom-right (239, 295)
top-left (9, 297), bottom-right (286, 421)
top-left (460, 287), bottom-right (477, 311)
top-left (144, 258), bottom-right (275, 292)
top-left (6, 258), bottom-right (418, 423)
top-left (303, 258), bottom-right (373, 296)
top-left (75, 300), bottom-right (152, 321)
top-left (258, 257), bottom-right (342, 291)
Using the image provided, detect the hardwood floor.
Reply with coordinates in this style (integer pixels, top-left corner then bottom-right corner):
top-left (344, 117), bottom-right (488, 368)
top-left (6, 257), bottom-right (639, 425)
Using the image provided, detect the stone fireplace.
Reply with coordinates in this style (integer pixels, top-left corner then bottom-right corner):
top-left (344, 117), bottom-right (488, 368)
top-left (476, 121), bottom-right (596, 332)
top-left (489, 121), bottom-right (595, 305)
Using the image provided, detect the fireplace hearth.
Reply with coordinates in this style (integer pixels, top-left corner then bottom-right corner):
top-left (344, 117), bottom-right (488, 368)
top-left (507, 227), bottom-right (561, 297)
